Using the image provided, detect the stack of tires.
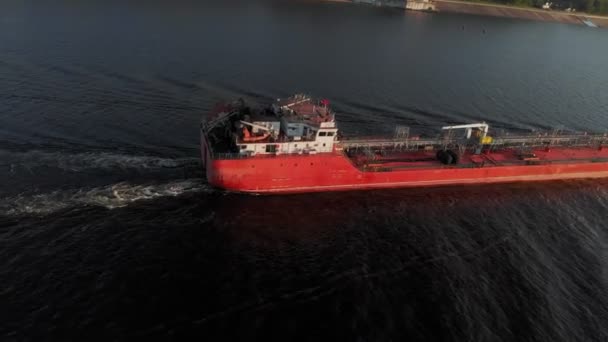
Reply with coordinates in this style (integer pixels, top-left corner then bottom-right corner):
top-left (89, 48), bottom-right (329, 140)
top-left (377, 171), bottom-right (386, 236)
top-left (436, 150), bottom-right (459, 165)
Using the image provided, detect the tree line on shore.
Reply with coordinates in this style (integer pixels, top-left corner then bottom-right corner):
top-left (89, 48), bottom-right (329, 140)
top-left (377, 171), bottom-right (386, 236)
top-left (473, 0), bottom-right (608, 14)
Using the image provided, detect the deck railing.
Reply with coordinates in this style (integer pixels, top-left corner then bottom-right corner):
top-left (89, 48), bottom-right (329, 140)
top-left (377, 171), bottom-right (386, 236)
top-left (210, 152), bottom-right (250, 160)
top-left (339, 133), bottom-right (607, 152)
top-left (358, 156), bottom-right (608, 172)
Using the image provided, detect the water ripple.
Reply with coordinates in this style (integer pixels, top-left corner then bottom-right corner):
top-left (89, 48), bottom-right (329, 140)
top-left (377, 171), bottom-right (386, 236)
top-left (1, 149), bottom-right (200, 173)
top-left (0, 179), bottom-right (209, 216)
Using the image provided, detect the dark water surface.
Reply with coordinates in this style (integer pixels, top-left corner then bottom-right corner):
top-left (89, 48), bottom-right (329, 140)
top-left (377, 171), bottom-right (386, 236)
top-left (1, 1), bottom-right (608, 340)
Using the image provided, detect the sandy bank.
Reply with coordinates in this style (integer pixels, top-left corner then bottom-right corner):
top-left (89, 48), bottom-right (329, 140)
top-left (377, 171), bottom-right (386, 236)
top-left (325, 0), bottom-right (608, 27)
top-left (434, 0), bottom-right (608, 28)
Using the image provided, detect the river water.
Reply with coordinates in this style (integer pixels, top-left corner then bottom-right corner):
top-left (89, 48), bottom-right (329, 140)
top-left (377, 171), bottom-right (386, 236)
top-left (1, 1), bottom-right (608, 340)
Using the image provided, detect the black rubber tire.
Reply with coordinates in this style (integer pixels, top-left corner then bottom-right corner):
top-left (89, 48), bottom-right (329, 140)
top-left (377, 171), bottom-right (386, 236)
top-left (446, 150), bottom-right (459, 164)
top-left (436, 150), bottom-right (452, 165)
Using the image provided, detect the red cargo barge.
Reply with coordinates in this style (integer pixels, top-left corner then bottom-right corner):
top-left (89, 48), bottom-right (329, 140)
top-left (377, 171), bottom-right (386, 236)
top-left (200, 94), bottom-right (608, 194)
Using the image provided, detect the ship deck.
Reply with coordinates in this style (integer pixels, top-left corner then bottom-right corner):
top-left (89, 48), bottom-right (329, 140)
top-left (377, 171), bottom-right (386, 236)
top-left (350, 146), bottom-right (608, 171)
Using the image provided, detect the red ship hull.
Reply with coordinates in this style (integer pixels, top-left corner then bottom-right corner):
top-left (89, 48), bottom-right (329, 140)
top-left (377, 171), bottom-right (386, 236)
top-left (202, 137), bottom-right (608, 194)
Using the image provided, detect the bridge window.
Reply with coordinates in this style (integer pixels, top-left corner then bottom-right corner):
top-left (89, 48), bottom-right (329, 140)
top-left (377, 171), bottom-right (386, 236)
top-left (319, 132), bottom-right (327, 136)
top-left (240, 145), bottom-right (247, 150)
top-left (327, 132), bottom-right (335, 136)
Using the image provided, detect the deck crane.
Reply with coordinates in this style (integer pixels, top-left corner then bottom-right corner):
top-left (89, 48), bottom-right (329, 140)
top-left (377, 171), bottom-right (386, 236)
top-left (439, 123), bottom-right (492, 161)
top-left (240, 121), bottom-right (272, 132)
top-left (441, 122), bottom-right (489, 140)
top-left (239, 120), bottom-right (274, 143)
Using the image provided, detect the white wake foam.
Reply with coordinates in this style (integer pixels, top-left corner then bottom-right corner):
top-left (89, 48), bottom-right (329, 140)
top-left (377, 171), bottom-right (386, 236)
top-left (1, 150), bottom-right (200, 173)
top-left (0, 179), bottom-right (209, 216)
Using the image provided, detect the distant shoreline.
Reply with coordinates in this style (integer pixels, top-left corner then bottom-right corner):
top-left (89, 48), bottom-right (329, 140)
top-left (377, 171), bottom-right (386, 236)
top-left (434, 0), bottom-right (608, 28)
top-left (324, 0), bottom-right (608, 28)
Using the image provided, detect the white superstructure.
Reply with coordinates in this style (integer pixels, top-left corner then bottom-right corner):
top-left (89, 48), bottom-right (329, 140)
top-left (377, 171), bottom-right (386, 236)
top-left (236, 95), bottom-right (339, 156)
